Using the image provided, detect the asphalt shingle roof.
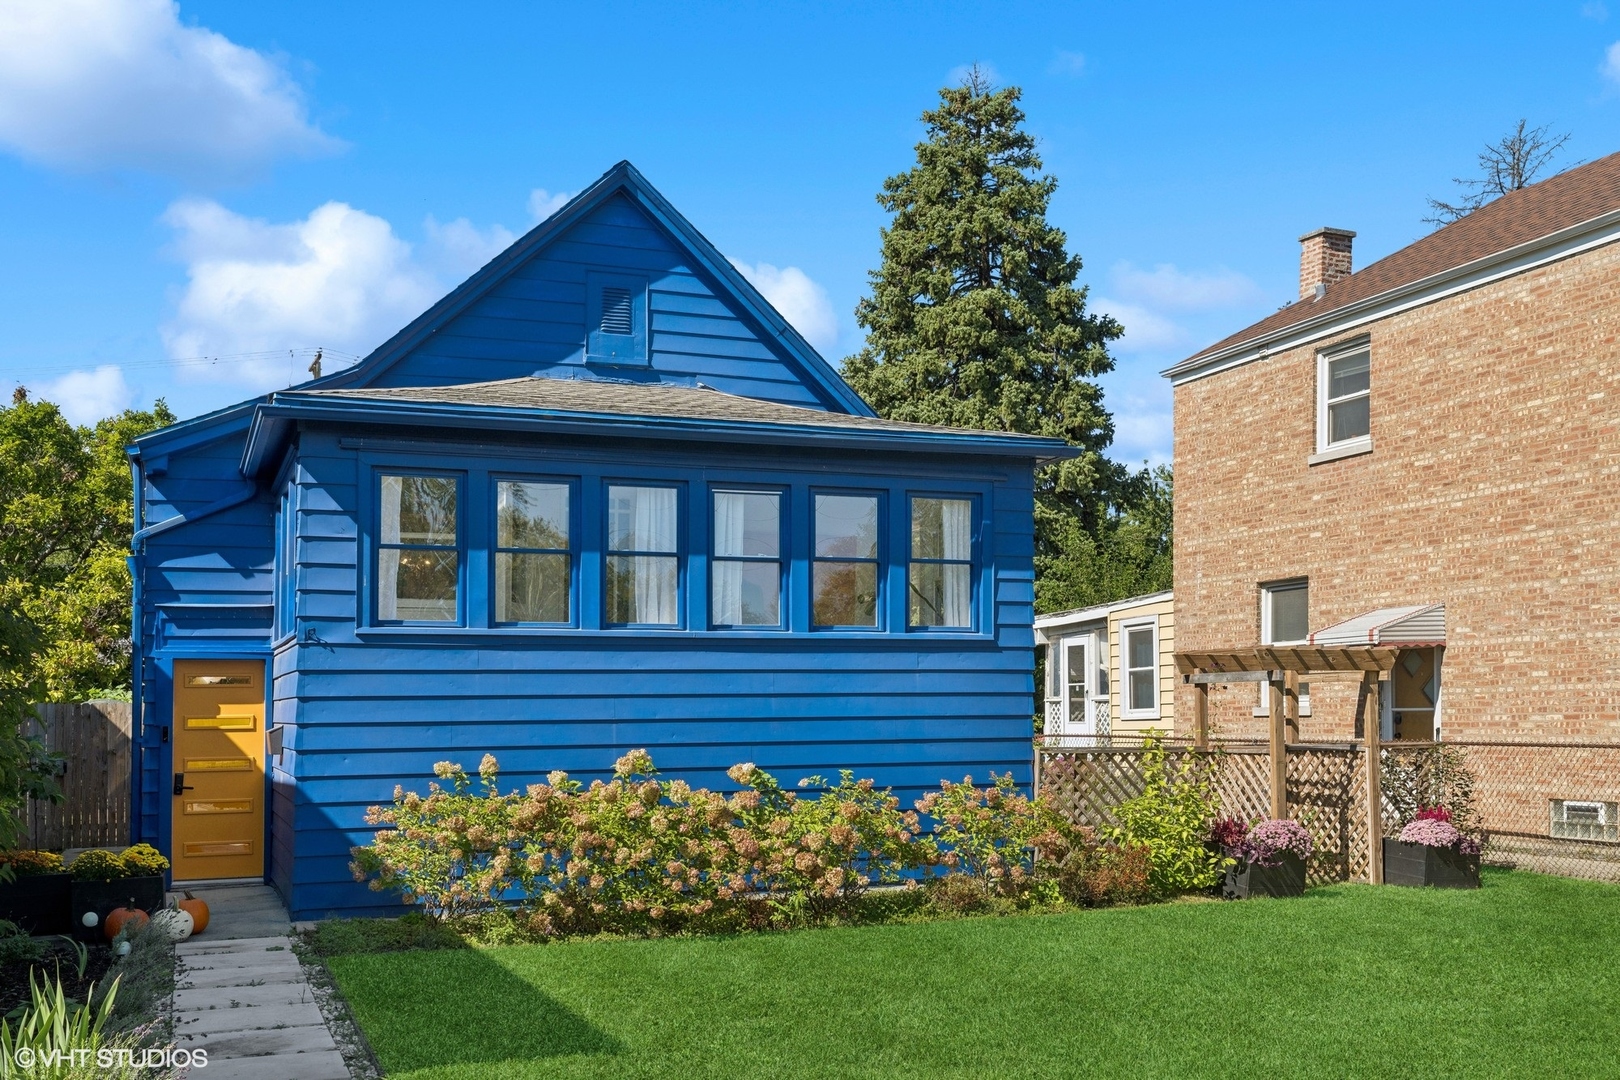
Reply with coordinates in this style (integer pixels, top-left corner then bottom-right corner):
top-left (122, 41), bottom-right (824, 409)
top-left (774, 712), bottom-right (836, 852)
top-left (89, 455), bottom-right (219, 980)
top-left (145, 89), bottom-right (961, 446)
top-left (296, 375), bottom-right (1060, 445)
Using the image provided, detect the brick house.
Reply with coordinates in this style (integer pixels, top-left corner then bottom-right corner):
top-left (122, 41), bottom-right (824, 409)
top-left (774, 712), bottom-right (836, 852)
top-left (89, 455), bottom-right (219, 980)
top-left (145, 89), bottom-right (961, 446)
top-left (1165, 151), bottom-right (1620, 743)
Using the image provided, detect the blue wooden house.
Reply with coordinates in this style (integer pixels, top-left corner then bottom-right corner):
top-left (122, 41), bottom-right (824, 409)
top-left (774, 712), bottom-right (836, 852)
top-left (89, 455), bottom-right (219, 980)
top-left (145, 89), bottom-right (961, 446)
top-left (127, 162), bottom-right (1073, 919)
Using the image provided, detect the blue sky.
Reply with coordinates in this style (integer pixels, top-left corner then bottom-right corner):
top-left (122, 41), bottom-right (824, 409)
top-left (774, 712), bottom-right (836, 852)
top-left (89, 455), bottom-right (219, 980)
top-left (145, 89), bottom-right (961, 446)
top-left (3, 1), bottom-right (1619, 466)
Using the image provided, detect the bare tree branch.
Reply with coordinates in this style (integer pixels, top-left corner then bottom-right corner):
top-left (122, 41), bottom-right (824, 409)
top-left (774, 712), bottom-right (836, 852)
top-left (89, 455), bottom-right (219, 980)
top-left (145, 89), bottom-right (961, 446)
top-left (1423, 120), bottom-right (1573, 228)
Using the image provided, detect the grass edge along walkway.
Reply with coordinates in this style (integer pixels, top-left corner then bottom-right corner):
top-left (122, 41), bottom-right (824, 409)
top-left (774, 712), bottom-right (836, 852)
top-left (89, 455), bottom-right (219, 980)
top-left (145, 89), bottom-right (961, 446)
top-left (324, 869), bottom-right (1620, 1080)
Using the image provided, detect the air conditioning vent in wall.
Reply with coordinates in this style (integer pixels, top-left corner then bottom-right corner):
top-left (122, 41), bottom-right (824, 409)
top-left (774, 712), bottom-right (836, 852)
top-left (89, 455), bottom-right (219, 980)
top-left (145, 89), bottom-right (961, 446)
top-left (1550, 799), bottom-right (1619, 842)
top-left (600, 287), bottom-right (633, 335)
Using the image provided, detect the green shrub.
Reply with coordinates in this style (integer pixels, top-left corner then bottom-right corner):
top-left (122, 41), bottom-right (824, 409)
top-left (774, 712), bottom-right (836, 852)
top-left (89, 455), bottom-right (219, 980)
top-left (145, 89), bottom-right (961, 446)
top-left (0, 918), bottom-right (46, 964)
top-left (1056, 842), bottom-right (1155, 907)
top-left (68, 848), bottom-right (127, 882)
top-left (1102, 735), bottom-right (1224, 897)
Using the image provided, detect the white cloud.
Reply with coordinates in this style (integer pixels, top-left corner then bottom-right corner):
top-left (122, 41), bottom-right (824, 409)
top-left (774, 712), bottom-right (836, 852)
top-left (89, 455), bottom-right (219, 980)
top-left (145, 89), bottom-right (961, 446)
top-left (161, 198), bottom-right (438, 389)
top-left (0, 0), bottom-right (338, 178)
top-left (1090, 298), bottom-right (1189, 354)
top-left (421, 216), bottom-right (516, 280)
top-left (1603, 41), bottom-right (1620, 84)
top-left (528, 188), bottom-right (572, 222)
top-left (1108, 262), bottom-right (1265, 313)
top-left (37, 365), bottom-right (135, 425)
top-left (730, 260), bottom-right (840, 355)
top-left (1049, 50), bottom-right (1086, 77)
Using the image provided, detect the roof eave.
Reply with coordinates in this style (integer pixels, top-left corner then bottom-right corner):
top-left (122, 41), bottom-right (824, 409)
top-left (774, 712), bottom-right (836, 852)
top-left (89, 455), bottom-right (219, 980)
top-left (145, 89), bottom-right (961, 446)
top-left (239, 396), bottom-right (1076, 477)
top-left (1163, 203), bottom-right (1620, 384)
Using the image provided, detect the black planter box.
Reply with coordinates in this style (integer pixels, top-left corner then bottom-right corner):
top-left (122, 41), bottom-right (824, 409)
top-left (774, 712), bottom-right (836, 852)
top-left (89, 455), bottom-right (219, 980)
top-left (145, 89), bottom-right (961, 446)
top-left (1223, 851), bottom-right (1307, 899)
top-left (1383, 838), bottom-right (1480, 889)
top-left (69, 876), bottom-right (166, 942)
top-left (0, 872), bottom-right (72, 935)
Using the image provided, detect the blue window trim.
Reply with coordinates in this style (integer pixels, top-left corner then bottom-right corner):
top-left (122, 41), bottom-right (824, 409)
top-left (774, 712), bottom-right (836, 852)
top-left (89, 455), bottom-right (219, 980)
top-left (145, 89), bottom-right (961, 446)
top-left (347, 447), bottom-right (997, 642)
top-left (906, 492), bottom-right (980, 634)
top-left (708, 485), bottom-right (788, 631)
top-left (602, 479), bottom-right (685, 630)
top-left (585, 271), bottom-right (650, 366)
top-left (490, 473), bottom-right (579, 628)
top-left (368, 467), bottom-right (467, 628)
top-left (809, 487), bottom-right (886, 632)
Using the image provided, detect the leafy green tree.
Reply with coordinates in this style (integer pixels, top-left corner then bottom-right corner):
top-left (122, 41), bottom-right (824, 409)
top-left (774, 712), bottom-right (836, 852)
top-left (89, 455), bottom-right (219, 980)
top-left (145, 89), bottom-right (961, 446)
top-left (0, 388), bottom-right (174, 700)
top-left (0, 602), bottom-right (60, 848)
top-left (843, 70), bottom-right (1170, 613)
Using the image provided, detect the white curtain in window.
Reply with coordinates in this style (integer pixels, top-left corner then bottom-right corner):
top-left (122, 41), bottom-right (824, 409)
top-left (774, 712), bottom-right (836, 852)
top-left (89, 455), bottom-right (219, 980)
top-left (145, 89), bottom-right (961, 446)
top-left (609, 486), bottom-right (677, 624)
top-left (713, 492), bottom-right (747, 625)
top-left (940, 499), bottom-right (972, 626)
top-left (377, 477), bottom-right (402, 619)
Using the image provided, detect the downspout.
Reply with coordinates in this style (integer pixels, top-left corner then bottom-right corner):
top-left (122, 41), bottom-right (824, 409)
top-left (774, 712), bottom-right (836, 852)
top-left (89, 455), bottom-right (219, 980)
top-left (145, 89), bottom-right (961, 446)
top-left (126, 451), bottom-right (145, 845)
top-left (131, 482), bottom-right (259, 545)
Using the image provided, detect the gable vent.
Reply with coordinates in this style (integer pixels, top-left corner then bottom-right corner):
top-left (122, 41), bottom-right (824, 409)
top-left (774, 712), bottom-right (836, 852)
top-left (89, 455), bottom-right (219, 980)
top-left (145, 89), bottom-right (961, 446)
top-left (599, 287), bottom-right (633, 335)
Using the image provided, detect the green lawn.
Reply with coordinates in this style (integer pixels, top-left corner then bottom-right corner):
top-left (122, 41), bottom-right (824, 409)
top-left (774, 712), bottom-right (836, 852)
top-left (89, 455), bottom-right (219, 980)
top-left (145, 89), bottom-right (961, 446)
top-left (325, 870), bottom-right (1620, 1079)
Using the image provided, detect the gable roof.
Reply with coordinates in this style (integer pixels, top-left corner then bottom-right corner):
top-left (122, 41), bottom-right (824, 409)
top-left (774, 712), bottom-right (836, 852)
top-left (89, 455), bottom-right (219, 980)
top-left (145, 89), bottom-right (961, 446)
top-left (239, 375), bottom-right (1077, 475)
top-left (308, 160), bottom-right (874, 416)
top-left (1166, 149), bottom-right (1620, 382)
top-left (1308, 604), bottom-right (1446, 647)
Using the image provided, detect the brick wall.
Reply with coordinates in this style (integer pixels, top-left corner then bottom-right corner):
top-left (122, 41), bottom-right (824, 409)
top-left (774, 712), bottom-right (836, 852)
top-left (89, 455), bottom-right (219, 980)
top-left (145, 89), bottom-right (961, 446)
top-left (1173, 239), bottom-right (1620, 740)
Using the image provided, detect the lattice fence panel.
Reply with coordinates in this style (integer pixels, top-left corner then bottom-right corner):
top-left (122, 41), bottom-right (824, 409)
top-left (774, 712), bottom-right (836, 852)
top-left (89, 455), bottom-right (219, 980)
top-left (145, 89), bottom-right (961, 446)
top-left (1382, 741), bottom-right (1620, 884)
top-left (1037, 741), bottom-right (1271, 835)
top-left (1286, 746), bottom-right (1367, 884)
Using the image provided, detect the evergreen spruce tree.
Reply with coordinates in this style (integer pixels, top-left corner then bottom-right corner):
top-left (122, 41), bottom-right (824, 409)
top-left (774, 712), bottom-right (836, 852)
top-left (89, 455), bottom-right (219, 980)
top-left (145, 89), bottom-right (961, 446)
top-left (844, 69), bottom-right (1168, 613)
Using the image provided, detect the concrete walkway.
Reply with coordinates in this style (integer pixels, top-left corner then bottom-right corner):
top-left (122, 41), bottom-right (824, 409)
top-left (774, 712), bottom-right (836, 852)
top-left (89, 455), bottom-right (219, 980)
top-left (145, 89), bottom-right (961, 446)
top-left (171, 884), bottom-right (351, 1080)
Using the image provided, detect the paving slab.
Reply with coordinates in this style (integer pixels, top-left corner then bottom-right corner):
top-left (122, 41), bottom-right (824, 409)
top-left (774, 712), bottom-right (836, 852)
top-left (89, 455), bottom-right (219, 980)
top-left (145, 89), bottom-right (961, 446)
top-left (189, 1049), bottom-right (352, 1080)
top-left (178, 1000), bottom-right (329, 1037)
top-left (179, 1022), bottom-right (339, 1057)
top-left (175, 981), bottom-right (317, 1010)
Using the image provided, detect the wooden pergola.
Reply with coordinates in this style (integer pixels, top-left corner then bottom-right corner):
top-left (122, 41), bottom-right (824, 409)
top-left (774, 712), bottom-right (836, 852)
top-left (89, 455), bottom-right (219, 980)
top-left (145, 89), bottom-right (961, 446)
top-left (1174, 645), bottom-right (1401, 883)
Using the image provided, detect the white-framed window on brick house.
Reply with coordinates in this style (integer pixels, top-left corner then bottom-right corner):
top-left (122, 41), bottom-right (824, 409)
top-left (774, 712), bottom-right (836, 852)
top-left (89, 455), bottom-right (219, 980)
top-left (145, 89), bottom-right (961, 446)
top-left (1258, 578), bottom-right (1310, 716)
top-left (1120, 617), bottom-right (1160, 720)
top-left (1316, 340), bottom-right (1371, 457)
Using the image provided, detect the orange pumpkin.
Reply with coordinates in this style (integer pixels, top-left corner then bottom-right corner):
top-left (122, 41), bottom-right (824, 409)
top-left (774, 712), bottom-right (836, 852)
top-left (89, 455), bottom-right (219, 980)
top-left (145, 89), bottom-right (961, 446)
top-left (104, 906), bottom-right (149, 941)
top-left (179, 892), bottom-right (210, 935)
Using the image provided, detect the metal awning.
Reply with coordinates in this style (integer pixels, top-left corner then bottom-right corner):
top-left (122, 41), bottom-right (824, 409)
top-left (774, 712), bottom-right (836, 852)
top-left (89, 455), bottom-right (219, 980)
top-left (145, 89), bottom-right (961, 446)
top-left (1308, 604), bottom-right (1445, 647)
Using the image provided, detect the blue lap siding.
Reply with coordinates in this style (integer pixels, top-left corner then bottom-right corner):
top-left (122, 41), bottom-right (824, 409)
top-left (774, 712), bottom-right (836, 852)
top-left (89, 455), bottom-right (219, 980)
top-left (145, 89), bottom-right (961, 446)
top-left (129, 161), bottom-right (1059, 921)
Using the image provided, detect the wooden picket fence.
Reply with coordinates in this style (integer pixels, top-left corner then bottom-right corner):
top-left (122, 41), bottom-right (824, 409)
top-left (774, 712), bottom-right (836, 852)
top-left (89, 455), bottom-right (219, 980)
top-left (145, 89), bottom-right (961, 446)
top-left (18, 701), bottom-right (132, 850)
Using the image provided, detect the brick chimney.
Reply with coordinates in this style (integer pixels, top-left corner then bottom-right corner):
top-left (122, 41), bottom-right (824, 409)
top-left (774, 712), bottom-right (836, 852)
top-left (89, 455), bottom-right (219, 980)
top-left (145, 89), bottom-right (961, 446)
top-left (1299, 227), bottom-right (1355, 300)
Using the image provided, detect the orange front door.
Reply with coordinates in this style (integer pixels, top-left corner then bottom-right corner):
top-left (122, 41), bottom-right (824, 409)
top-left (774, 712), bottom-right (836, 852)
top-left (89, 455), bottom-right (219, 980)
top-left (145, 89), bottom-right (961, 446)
top-left (171, 660), bottom-right (266, 881)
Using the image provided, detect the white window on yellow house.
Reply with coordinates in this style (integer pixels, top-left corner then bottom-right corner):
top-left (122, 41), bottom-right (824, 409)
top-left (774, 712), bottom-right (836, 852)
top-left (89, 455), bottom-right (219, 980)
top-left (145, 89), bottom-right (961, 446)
top-left (1120, 618), bottom-right (1159, 720)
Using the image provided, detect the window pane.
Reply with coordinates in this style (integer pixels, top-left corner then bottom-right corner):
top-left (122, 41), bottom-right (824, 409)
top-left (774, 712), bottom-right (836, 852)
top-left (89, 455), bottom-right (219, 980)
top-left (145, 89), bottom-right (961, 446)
top-left (1268, 585), bottom-right (1309, 643)
top-left (909, 562), bottom-right (971, 627)
top-left (1328, 352), bottom-right (1370, 400)
top-left (1328, 396), bottom-right (1370, 443)
top-left (498, 481), bottom-right (569, 550)
top-left (1065, 641), bottom-right (1086, 685)
top-left (381, 475), bottom-right (457, 545)
top-left (815, 495), bottom-right (878, 559)
top-left (1130, 669), bottom-right (1156, 712)
top-left (606, 554), bottom-right (678, 624)
top-left (495, 552), bottom-right (570, 623)
top-left (712, 560), bottom-right (780, 625)
top-left (1127, 626), bottom-right (1154, 669)
top-left (812, 561), bottom-right (877, 626)
top-left (378, 549), bottom-right (458, 622)
top-left (911, 497), bottom-right (972, 560)
top-left (607, 486), bottom-right (677, 553)
top-left (714, 492), bottom-right (780, 558)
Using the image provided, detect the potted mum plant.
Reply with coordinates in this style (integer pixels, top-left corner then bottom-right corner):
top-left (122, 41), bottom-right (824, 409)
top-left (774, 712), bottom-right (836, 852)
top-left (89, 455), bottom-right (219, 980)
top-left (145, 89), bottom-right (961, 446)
top-left (0, 850), bottom-right (71, 934)
top-left (1383, 807), bottom-right (1481, 888)
top-left (68, 844), bottom-right (168, 942)
top-left (1217, 817), bottom-right (1312, 899)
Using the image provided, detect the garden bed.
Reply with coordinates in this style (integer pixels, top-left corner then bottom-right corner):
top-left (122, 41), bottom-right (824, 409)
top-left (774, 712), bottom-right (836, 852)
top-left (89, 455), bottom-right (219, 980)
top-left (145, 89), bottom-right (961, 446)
top-left (319, 868), bottom-right (1620, 1080)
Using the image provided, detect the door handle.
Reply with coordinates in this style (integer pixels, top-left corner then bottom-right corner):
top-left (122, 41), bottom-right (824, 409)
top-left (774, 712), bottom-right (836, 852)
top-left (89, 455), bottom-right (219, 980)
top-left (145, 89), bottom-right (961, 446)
top-left (173, 773), bottom-right (194, 796)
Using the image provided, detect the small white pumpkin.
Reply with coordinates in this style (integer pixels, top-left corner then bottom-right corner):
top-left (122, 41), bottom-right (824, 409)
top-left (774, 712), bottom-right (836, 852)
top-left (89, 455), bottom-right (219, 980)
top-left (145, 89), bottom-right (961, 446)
top-left (151, 907), bottom-right (195, 942)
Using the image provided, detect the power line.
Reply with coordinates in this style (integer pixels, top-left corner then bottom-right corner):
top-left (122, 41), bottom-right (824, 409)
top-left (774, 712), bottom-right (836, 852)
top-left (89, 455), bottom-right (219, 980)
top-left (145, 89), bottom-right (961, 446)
top-left (1, 347), bottom-right (365, 381)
